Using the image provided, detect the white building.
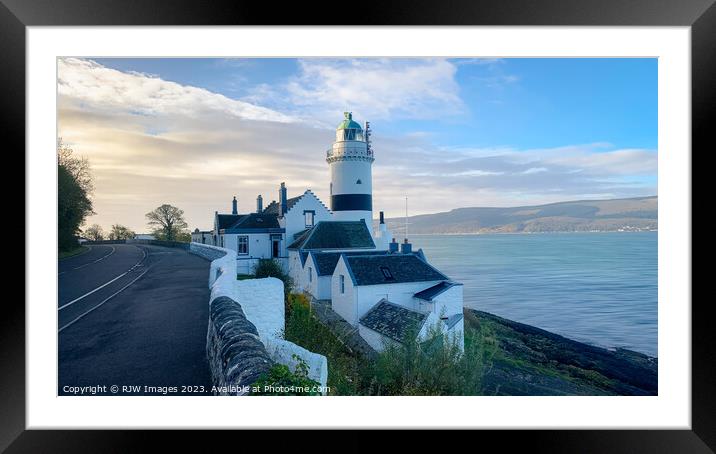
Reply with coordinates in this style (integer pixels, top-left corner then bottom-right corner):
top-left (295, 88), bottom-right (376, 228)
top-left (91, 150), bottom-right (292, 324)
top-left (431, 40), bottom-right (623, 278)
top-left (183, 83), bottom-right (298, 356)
top-left (191, 228), bottom-right (213, 244)
top-left (331, 252), bottom-right (464, 351)
top-left (204, 112), bottom-right (464, 350)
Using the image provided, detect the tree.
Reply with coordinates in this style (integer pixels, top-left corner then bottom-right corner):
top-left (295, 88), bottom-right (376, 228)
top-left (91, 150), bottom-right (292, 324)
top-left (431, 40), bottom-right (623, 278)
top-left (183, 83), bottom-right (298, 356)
top-left (58, 138), bottom-right (93, 195)
top-left (145, 204), bottom-right (188, 242)
top-left (108, 224), bottom-right (136, 240)
top-left (57, 140), bottom-right (93, 251)
top-left (84, 224), bottom-right (104, 241)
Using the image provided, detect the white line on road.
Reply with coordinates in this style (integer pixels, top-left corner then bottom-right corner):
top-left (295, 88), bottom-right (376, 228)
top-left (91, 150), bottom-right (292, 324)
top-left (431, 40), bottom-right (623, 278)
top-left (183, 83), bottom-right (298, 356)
top-left (58, 268), bottom-right (150, 333)
top-left (58, 245), bottom-right (116, 275)
top-left (58, 247), bottom-right (147, 311)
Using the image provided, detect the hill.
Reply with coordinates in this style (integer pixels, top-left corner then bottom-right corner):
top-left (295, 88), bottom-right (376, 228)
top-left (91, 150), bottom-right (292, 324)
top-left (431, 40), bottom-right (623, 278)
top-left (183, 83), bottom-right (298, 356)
top-left (380, 196), bottom-right (657, 235)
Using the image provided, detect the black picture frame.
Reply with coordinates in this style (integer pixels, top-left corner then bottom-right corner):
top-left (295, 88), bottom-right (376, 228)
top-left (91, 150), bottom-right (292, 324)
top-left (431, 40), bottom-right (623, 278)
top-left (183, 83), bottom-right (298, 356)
top-left (5, 0), bottom-right (710, 451)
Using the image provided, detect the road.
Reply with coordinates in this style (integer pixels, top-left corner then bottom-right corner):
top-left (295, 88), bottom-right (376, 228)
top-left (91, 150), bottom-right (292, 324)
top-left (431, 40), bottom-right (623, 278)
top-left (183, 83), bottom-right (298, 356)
top-left (58, 244), bottom-right (213, 395)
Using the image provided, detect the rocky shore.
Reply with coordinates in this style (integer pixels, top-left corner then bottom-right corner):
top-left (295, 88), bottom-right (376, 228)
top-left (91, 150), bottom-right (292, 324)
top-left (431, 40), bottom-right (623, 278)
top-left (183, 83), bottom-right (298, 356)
top-left (466, 309), bottom-right (658, 396)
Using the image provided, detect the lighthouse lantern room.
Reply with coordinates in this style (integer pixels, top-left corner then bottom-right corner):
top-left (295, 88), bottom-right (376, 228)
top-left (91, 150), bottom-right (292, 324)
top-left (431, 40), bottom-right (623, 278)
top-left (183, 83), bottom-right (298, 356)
top-left (326, 112), bottom-right (374, 230)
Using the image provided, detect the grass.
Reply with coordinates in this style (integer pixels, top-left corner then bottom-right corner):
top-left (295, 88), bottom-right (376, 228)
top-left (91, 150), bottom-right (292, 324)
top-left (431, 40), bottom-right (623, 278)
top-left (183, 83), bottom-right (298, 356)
top-left (284, 294), bottom-right (365, 395)
top-left (58, 245), bottom-right (89, 260)
top-left (284, 293), bottom-right (494, 396)
top-left (237, 274), bottom-right (254, 280)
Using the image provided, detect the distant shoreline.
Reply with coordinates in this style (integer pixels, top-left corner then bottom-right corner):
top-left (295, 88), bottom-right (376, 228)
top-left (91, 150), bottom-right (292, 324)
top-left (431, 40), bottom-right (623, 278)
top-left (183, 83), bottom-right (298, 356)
top-left (403, 230), bottom-right (658, 236)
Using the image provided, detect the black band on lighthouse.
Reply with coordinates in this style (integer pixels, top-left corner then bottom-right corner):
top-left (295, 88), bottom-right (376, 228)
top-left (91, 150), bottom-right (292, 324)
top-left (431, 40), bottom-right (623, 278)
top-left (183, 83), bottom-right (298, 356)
top-left (331, 194), bottom-right (372, 211)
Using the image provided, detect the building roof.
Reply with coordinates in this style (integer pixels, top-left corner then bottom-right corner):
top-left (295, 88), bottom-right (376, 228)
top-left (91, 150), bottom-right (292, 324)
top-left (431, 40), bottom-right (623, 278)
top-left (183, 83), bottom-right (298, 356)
top-left (229, 213), bottom-right (280, 229)
top-left (288, 228), bottom-right (313, 249)
top-left (359, 299), bottom-right (428, 343)
top-left (414, 281), bottom-right (459, 302)
top-left (308, 250), bottom-right (389, 276)
top-left (216, 214), bottom-right (243, 230)
top-left (262, 196), bottom-right (302, 215)
top-left (344, 253), bottom-right (448, 286)
top-left (337, 112), bottom-right (362, 131)
top-left (299, 250), bottom-right (310, 267)
top-left (288, 221), bottom-right (375, 250)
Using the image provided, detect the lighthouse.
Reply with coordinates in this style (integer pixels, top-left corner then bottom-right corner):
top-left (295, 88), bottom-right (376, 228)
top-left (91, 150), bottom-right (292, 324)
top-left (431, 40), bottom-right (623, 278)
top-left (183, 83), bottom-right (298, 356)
top-left (326, 112), bottom-right (374, 230)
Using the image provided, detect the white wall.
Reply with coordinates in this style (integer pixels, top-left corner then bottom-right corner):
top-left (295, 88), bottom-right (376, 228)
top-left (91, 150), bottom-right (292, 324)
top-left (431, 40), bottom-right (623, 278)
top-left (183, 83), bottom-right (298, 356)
top-left (282, 190), bottom-right (332, 253)
top-left (315, 276), bottom-right (332, 300)
top-left (331, 257), bottom-right (357, 325)
top-left (191, 241), bottom-right (328, 389)
top-left (431, 284), bottom-right (464, 319)
top-left (358, 324), bottom-right (399, 352)
top-left (287, 250), bottom-right (304, 289)
top-left (353, 280), bottom-right (445, 326)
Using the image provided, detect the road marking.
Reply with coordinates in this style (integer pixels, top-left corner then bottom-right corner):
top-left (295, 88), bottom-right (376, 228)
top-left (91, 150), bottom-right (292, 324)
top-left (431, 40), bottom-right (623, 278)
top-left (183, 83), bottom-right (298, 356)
top-left (58, 268), bottom-right (149, 333)
top-left (58, 245), bottom-right (116, 275)
top-left (70, 246), bottom-right (116, 270)
top-left (58, 247), bottom-right (147, 311)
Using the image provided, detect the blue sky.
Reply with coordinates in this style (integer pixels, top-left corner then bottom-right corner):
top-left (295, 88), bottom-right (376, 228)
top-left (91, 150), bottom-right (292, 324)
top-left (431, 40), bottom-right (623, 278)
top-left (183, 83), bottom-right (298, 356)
top-left (94, 57), bottom-right (657, 149)
top-left (60, 58), bottom-right (657, 231)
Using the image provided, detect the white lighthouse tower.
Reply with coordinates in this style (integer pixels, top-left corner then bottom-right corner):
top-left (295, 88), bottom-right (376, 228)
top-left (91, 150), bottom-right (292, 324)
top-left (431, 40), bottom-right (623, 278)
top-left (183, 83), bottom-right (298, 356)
top-left (326, 112), bottom-right (374, 230)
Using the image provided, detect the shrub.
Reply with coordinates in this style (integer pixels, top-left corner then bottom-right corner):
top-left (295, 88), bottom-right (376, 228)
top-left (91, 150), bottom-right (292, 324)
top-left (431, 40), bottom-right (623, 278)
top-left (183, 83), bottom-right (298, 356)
top-left (253, 259), bottom-right (293, 298)
top-left (251, 355), bottom-right (322, 396)
top-left (284, 294), bottom-right (364, 395)
top-left (365, 322), bottom-right (495, 396)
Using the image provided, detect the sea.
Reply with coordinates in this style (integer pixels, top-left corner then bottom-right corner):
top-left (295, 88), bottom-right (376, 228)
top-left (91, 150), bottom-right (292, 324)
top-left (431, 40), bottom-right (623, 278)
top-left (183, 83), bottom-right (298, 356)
top-left (412, 232), bottom-right (657, 357)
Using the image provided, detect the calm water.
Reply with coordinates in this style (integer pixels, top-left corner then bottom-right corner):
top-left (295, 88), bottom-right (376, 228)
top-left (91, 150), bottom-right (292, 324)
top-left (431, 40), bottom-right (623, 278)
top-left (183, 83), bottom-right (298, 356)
top-left (413, 232), bottom-right (657, 357)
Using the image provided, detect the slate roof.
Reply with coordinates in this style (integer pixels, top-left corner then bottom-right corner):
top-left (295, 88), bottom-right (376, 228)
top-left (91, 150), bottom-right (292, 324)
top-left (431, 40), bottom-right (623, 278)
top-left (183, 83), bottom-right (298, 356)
top-left (229, 213), bottom-right (280, 229)
top-left (344, 253), bottom-right (447, 286)
top-left (288, 228), bottom-right (313, 249)
top-left (217, 214), bottom-right (243, 230)
top-left (414, 281), bottom-right (459, 302)
top-left (359, 299), bottom-right (428, 343)
top-left (309, 250), bottom-right (389, 276)
top-left (288, 221), bottom-right (375, 250)
top-left (299, 250), bottom-right (309, 267)
top-left (262, 196), bottom-right (302, 215)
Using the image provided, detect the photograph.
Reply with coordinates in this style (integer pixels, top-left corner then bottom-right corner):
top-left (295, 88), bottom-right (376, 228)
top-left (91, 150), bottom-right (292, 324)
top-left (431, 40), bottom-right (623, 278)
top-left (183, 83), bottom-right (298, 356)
top-left (57, 56), bottom-right (658, 397)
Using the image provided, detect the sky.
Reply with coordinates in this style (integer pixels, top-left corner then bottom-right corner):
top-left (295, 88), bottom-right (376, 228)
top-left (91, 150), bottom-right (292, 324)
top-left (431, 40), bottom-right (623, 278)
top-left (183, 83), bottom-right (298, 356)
top-left (57, 57), bottom-right (657, 232)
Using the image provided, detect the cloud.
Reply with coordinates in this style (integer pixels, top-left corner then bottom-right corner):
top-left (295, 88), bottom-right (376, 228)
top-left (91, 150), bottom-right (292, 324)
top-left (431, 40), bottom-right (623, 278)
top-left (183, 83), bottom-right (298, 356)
top-left (58, 58), bottom-right (656, 231)
top-left (253, 58), bottom-right (465, 124)
top-left (58, 58), bottom-right (295, 123)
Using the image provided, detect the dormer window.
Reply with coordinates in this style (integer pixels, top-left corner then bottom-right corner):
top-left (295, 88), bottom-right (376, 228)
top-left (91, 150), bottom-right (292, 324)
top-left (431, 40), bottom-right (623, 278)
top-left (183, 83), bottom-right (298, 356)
top-left (304, 210), bottom-right (315, 228)
top-left (380, 266), bottom-right (394, 280)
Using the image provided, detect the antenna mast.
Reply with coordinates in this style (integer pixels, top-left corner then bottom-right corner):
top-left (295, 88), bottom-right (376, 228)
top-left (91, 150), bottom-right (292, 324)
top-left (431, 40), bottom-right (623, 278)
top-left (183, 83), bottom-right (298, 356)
top-left (405, 196), bottom-right (408, 241)
top-left (365, 121), bottom-right (372, 156)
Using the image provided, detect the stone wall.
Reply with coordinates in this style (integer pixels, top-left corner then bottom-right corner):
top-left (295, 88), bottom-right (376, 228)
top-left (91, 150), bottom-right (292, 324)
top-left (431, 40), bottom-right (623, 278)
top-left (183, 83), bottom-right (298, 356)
top-left (206, 296), bottom-right (273, 395)
top-left (190, 242), bottom-right (328, 394)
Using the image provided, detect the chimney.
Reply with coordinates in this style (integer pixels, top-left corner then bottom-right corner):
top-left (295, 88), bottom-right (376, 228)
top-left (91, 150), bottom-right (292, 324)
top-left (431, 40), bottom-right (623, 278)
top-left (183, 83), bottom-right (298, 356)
top-left (232, 196), bottom-right (238, 215)
top-left (389, 238), bottom-right (399, 253)
top-left (256, 195), bottom-right (263, 213)
top-left (379, 211), bottom-right (385, 224)
top-left (279, 182), bottom-right (288, 216)
top-left (400, 238), bottom-right (412, 254)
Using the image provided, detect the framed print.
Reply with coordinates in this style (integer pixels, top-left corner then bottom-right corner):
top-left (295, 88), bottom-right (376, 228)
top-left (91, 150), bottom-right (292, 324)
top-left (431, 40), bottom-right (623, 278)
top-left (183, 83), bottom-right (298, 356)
top-left (6, 0), bottom-right (712, 451)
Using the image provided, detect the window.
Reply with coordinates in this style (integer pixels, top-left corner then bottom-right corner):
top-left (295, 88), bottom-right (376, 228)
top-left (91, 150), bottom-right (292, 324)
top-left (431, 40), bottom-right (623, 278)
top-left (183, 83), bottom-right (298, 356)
top-left (220, 235), bottom-right (224, 247)
top-left (308, 267), bottom-right (313, 282)
top-left (380, 266), bottom-right (394, 281)
top-left (238, 235), bottom-right (249, 255)
top-left (340, 275), bottom-right (345, 294)
top-left (304, 210), bottom-right (314, 228)
top-left (356, 179), bottom-right (362, 184)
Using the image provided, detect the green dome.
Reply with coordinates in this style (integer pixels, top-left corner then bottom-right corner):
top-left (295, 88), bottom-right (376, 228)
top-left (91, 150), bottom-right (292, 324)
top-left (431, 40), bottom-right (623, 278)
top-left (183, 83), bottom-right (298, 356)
top-left (337, 112), bottom-right (362, 130)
